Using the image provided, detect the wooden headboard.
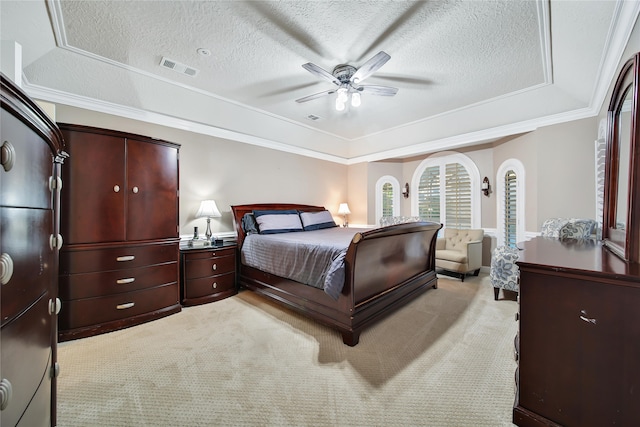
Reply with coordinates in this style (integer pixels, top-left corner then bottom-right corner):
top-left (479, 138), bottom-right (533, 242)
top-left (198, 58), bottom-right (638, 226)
top-left (231, 203), bottom-right (326, 248)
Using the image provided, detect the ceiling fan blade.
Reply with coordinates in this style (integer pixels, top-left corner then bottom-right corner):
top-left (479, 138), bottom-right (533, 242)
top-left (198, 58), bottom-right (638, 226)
top-left (356, 85), bottom-right (399, 96)
top-left (351, 51), bottom-right (391, 83)
top-left (302, 63), bottom-right (341, 86)
top-left (295, 89), bottom-right (336, 103)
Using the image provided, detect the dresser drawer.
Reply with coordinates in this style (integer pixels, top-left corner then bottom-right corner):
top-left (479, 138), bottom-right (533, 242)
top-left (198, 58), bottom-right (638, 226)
top-left (0, 293), bottom-right (52, 427)
top-left (59, 261), bottom-right (178, 300)
top-left (60, 242), bottom-right (178, 274)
top-left (185, 271), bottom-right (235, 300)
top-left (1, 207), bottom-right (54, 327)
top-left (0, 110), bottom-right (54, 210)
top-left (186, 254), bottom-right (235, 279)
top-left (60, 282), bottom-right (179, 330)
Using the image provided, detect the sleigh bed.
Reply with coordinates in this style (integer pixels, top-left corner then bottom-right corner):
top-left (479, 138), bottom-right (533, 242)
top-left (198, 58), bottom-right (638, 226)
top-left (231, 203), bottom-right (442, 346)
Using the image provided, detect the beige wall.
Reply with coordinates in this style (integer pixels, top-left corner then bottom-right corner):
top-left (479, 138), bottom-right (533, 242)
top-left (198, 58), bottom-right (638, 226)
top-left (55, 106), bottom-right (348, 236)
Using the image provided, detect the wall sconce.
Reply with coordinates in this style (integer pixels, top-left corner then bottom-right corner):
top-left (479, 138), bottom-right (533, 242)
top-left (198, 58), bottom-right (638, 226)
top-left (402, 182), bottom-right (410, 198)
top-left (195, 199), bottom-right (222, 240)
top-left (481, 177), bottom-right (491, 197)
top-left (338, 203), bottom-right (351, 228)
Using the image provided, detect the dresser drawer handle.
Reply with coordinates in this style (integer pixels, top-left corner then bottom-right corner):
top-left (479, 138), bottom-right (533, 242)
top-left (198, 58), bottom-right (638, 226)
top-left (116, 278), bottom-right (135, 285)
top-left (212, 282), bottom-right (217, 289)
top-left (113, 185), bottom-right (120, 193)
top-left (0, 253), bottom-right (14, 285)
top-left (579, 310), bottom-right (597, 325)
top-left (1, 140), bottom-right (15, 172)
top-left (48, 298), bottom-right (62, 315)
top-left (116, 255), bottom-right (135, 262)
top-left (0, 378), bottom-right (12, 411)
top-left (116, 302), bottom-right (135, 310)
top-left (212, 264), bottom-right (217, 271)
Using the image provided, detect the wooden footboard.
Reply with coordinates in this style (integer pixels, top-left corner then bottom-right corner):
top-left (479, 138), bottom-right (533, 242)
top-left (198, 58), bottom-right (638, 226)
top-left (231, 204), bottom-right (442, 346)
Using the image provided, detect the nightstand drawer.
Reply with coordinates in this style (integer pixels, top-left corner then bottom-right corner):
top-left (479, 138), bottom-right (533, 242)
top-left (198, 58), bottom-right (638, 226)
top-left (185, 254), bottom-right (235, 279)
top-left (185, 271), bottom-right (235, 300)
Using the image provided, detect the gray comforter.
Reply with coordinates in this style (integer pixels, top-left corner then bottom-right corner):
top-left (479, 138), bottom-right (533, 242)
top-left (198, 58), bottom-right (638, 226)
top-left (241, 227), bottom-right (370, 299)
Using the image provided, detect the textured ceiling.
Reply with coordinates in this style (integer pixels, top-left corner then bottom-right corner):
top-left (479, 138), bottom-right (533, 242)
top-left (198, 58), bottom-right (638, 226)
top-left (1, 0), bottom-right (638, 162)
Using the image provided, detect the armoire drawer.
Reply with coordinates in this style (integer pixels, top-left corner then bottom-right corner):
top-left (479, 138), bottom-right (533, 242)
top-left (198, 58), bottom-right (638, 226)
top-left (60, 242), bottom-right (178, 274)
top-left (60, 282), bottom-right (179, 330)
top-left (185, 253), bottom-right (235, 279)
top-left (59, 261), bottom-right (178, 300)
top-left (0, 293), bottom-right (52, 427)
top-left (185, 271), bottom-right (235, 300)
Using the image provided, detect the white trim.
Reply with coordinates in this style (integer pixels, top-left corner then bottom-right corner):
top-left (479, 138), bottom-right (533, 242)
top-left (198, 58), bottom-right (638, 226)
top-left (25, 83), bottom-right (350, 165)
top-left (496, 159), bottom-right (526, 247)
top-left (375, 176), bottom-right (400, 227)
top-left (536, 0), bottom-right (553, 84)
top-left (411, 152), bottom-right (481, 229)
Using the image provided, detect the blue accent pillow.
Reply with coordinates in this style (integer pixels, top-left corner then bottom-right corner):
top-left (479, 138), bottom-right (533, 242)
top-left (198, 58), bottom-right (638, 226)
top-left (253, 210), bottom-right (303, 234)
top-left (299, 210), bottom-right (337, 231)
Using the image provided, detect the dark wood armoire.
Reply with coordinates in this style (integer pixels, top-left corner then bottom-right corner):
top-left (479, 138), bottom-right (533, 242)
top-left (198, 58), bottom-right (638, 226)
top-left (57, 124), bottom-right (181, 341)
top-left (1, 73), bottom-right (66, 426)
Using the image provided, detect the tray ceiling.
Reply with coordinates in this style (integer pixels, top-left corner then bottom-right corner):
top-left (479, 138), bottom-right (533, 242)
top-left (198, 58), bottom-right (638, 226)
top-left (1, 0), bottom-right (638, 163)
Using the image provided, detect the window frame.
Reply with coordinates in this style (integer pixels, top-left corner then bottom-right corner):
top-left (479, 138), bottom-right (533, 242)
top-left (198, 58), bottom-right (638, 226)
top-left (411, 152), bottom-right (481, 229)
top-left (496, 159), bottom-right (526, 247)
top-left (375, 175), bottom-right (400, 225)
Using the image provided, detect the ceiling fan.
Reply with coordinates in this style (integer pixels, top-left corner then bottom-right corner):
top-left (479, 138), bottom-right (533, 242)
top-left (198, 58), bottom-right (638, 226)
top-left (295, 51), bottom-right (398, 111)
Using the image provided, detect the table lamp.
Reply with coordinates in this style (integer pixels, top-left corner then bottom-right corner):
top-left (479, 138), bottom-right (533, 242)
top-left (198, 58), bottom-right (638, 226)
top-left (195, 200), bottom-right (222, 240)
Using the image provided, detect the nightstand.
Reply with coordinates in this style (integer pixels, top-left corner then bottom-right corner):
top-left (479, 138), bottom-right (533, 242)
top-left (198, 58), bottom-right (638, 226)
top-left (179, 241), bottom-right (237, 306)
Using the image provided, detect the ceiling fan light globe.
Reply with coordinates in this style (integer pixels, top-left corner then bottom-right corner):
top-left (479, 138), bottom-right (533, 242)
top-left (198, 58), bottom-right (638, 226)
top-left (351, 92), bottom-right (361, 107)
top-left (337, 87), bottom-right (348, 103)
top-left (335, 98), bottom-right (346, 111)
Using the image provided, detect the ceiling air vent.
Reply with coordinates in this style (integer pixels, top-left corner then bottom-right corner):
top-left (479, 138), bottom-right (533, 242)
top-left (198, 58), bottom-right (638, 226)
top-left (160, 56), bottom-right (199, 77)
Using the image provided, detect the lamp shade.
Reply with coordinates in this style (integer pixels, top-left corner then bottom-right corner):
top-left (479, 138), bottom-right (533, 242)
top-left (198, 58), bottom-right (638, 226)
top-left (338, 203), bottom-right (351, 215)
top-left (195, 200), bottom-right (221, 218)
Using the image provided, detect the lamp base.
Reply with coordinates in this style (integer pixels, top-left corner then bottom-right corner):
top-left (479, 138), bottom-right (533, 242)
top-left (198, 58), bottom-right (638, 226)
top-left (205, 218), bottom-right (212, 240)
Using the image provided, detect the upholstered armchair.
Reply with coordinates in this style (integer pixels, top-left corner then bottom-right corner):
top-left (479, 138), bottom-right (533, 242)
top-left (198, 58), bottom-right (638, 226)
top-left (489, 246), bottom-right (520, 300)
top-left (435, 228), bottom-right (484, 281)
top-left (490, 218), bottom-right (597, 300)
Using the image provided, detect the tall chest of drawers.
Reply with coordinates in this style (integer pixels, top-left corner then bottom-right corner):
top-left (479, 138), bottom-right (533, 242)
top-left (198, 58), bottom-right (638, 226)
top-left (57, 124), bottom-right (181, 341)
top-left (1, 74), bottom-right (66, 426)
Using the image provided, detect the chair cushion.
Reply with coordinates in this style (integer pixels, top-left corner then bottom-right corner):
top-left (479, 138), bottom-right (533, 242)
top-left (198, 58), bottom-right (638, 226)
top-left (436, 249), bottom-right (468, 263)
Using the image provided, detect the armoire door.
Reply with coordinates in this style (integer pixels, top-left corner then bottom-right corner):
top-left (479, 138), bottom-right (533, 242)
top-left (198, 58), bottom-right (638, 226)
top-left (61, 130), bottom-right (126, 244)
top-left (125, 139), bottom-right (178, 241)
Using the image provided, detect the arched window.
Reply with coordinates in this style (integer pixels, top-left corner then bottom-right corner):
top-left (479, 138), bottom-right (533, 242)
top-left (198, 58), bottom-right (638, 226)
top-left (412, 153), bottom-right (481, 229)
top-left (496, 159), bottom-right (525, 247)
top-left (375, 175), bottom-right (400, 225)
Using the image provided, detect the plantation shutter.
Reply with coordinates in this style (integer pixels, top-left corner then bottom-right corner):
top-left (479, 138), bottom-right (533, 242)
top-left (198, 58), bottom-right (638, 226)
top-left (445, 163), bottom-right (471, 228)
top-left (382, 182), bottom-right (394, 216)
top-left (418, 166), bottom-right (440, 222)
top-left (504, 170), bottom-right (517, 247)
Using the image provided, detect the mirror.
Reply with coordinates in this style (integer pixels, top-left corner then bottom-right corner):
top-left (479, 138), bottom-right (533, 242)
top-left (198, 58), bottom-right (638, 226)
top-left (615, 88), bottom-right (632, 231)
top-left (603, 52), bottom-right (640, 263)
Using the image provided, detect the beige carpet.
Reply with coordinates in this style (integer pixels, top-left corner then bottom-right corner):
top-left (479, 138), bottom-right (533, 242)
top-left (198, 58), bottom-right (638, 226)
top-left (57, 274), bottom-right (518, 426)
